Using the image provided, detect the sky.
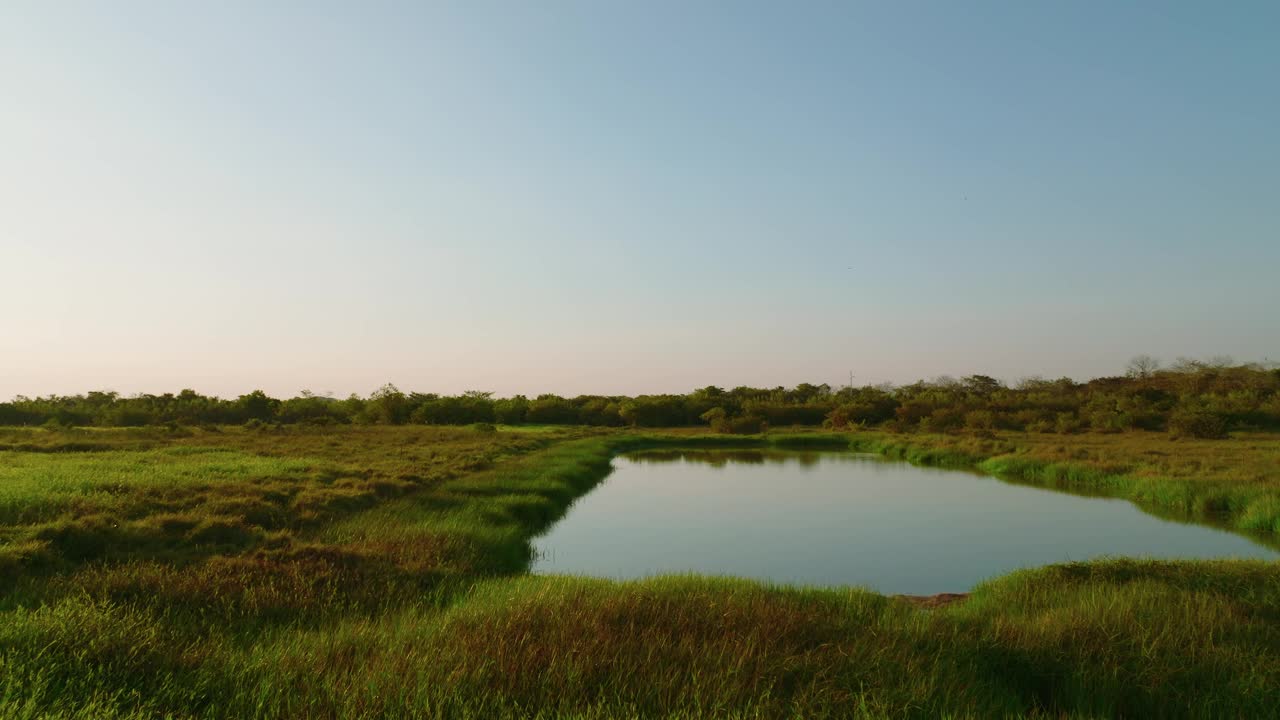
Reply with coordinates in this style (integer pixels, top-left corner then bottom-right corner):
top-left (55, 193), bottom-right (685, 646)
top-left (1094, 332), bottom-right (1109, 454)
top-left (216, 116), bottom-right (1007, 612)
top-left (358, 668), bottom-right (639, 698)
top-left (3, 1), bottom-right (1278, 399)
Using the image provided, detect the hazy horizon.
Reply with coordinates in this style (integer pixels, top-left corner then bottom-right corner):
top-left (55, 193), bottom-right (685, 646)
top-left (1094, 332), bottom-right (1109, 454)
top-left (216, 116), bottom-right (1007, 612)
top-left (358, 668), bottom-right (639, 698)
top-left (5, 2), bottom-right (1278, 400)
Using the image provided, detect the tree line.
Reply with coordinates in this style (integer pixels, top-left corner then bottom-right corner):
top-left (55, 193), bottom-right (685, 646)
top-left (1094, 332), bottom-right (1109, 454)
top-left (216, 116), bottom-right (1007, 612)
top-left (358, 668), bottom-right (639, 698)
top-left (3, 358), bottom-right (1278, 439)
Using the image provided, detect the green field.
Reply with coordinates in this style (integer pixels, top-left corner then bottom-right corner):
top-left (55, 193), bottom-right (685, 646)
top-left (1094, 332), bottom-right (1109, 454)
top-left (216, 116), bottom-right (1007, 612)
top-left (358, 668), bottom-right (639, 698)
top-left (2, 425), bottom-right (1279, 718)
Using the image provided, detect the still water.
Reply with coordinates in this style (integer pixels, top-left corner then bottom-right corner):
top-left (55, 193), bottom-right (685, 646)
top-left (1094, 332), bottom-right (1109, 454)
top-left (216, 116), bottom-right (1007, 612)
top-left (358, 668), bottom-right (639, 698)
top-left (530, 449), bottom-right (1279, 595)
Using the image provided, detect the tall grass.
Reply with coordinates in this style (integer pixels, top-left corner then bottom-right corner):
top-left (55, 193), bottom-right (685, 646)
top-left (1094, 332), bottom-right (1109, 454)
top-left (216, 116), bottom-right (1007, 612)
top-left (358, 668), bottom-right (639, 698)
top-left (6, 563), bottom-right (1277, 718)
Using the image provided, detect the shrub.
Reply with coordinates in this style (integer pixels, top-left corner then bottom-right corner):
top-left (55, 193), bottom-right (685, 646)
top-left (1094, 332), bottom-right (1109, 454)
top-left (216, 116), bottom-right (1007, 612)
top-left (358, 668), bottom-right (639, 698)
top-left (921, 408), bottom-right (965, 433)
top-left (824, 406), bottom-right (853, 429)
top-left (1088, 411), bottom-right (1123, 434)
top-left (700, 407), bottom-right (727, 425)
top-left (894, 401), bottom-right (933, 427)
top-left (744, 402), bottom-right (831, 427)
top-left (100, 407), bottom-right (156, 427)
top-left (710, 413), bottom-right (766, 434)
top-left (527, 395), bottom-right (579, 425)
top-left (964, 410), bottom-right (996, 430)
top-left (1055, 413), bottom-right (1083, 434)
top-left (494, 396), bottom-right (530, 425)
top-left (1026, 419), bottom-right (1054, 433)
top-left (1168, 409), bottom-right (1228, 439)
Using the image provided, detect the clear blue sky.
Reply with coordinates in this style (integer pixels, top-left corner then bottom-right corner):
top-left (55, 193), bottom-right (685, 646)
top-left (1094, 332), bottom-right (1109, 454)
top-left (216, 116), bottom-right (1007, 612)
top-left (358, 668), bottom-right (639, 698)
top-left (3, 1), bottom-right (1277, 398)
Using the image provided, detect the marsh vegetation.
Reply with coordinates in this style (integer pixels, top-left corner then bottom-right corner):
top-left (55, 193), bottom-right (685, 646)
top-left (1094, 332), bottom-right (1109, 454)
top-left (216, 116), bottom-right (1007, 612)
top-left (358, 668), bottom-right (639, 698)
top-left (1, 419), bottom-right (1279, 717)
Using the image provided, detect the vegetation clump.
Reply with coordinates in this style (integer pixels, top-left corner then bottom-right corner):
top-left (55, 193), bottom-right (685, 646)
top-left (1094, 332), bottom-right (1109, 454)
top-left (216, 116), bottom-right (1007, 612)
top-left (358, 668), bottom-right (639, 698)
top-left (1168, 407), bottom-right (1229, 439)
top-left (700, 407), bottom-right (767, 434)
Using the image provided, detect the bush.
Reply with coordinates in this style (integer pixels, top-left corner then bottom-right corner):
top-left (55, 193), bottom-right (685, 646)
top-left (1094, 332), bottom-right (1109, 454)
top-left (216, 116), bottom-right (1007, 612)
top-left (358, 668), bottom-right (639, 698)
top-left (824, 406), bottom-right (854, 429)
top-left (1088, 411), bottom-right (1124, 434)
top-left (710, 414), bottom-right (766, 435)
top-left (894, 401), bottom-right (933, 428)
top-left (921, 408), bottom-right (965, 433)
top-left (964, 410), bottom-right (996, 430)
top-left (1026, 419), bottom-right (1054, 433)
top-left (494, 396), bottom-right (530, 425)
top-left (619, 396), bottom-right (690, 427)
top-left (527, 395), bottom-right (579, 425)
top-left (1168, 409), bottom-right (1228, 439)
top-left (100, 407), bottom-right (156, 427)
top-left (745, 402), bottom-right (831, 427)
top-left (1055, 413), bottom-right (1083, 434)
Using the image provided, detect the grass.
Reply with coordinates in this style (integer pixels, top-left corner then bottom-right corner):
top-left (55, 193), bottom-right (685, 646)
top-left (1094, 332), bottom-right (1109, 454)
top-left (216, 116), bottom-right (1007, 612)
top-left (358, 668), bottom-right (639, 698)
top-left (844, 430), bottom-right (1280, 537)
top-left (1, 424), bottom-right (1279, 717)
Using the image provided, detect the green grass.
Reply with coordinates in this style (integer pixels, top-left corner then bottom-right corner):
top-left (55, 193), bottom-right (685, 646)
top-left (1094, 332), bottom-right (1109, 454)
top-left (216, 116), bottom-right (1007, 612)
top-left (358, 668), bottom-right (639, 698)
top-left (844, 430), bottom-right (1280, 538)
top-left (0, 447), bottom-right (326, 521)
top-left (2, 425), bottom-right (1279, 718)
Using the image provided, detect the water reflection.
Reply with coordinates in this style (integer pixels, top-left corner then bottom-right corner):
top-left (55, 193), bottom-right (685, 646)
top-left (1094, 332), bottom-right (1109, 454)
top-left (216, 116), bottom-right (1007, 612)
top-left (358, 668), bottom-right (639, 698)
top-left (530, 450), bottom-right (1279, 595)
top-left (628, 449), bottom-right (829, 468)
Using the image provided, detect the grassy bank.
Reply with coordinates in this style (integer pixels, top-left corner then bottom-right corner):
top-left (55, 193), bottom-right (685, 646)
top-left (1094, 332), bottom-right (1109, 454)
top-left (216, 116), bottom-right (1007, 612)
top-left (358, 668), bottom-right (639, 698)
top-left (842, 430), bottom-right (1280, 539)
top-left (1, 425), bottom-right (1279, 718)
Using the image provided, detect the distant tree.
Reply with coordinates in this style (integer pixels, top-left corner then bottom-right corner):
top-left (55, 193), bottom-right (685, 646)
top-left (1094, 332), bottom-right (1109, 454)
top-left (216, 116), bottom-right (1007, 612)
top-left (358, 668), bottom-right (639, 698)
top-left (4, 365), bottom-right (1277, 435)
top-left (366, 383), bottom-right (409, 424)
top-left (692, 386), bottom-right (725, 400)
top-left (279, 390), bottom-right (342, 424)
top-left (235, 390), bottom-right (278, 422)
top-left (962, 375), bottom-right (1004, 397)
top-left (494, 395), bottom-right (529, 425)
top-left (576, 397), bottom-right (624, 426)
top-left (788, 383), bottom-right (831, 404)
top-left (526, 395), bottom-right (578, 424)
top-left (1126, 355), bottom-right (1161, 379)
top-left (827, 387), bottom-right (898, 426)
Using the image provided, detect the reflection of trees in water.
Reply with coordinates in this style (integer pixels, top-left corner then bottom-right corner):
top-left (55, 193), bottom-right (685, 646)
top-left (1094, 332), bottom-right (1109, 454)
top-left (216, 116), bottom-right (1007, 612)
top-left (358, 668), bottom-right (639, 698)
top-left (625, 449), bottom-right (825, 468)
top-left (624, 449), bottom-right (1280, 553)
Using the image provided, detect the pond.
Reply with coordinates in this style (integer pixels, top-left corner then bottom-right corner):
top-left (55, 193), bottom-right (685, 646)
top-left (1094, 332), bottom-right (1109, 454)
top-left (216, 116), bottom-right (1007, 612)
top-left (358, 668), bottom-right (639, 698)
top-left (530, 449), bottom-right (1279, 595)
